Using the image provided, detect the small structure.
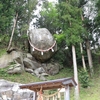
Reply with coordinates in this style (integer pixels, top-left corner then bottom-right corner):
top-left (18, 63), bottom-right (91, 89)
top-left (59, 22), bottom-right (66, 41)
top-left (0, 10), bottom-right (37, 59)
top-left (20, 77), bottom-right (77, 100)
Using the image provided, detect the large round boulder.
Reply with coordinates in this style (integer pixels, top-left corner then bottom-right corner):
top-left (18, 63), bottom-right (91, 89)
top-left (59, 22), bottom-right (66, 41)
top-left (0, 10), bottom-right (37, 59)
top-left (28, 28), bottom-right (57, 62)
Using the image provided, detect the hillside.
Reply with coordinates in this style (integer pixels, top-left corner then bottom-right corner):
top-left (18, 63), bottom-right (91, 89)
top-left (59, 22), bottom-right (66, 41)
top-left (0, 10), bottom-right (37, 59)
top-left (0, 49), bottom-right (100, 100)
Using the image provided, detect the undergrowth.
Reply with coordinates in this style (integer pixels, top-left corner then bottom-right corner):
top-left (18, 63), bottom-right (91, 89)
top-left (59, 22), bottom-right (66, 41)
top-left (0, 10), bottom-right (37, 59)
top-left (0, 67), bottom-right (73, 83)
top-left (0, 49), bottom-right (6, 57)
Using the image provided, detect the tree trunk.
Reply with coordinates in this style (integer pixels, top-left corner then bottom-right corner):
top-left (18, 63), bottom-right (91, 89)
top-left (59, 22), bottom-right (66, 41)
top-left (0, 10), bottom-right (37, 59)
top-left (72, 45), bottom-right (79, 100)
top-left (80, 12), bottom-right (87, 71)
top-left (80, 42), bottom-right (87, 71)
top-left (7, 13), bottom-right (18, 51)
top-left (86, 39), bottom-right (94, 76)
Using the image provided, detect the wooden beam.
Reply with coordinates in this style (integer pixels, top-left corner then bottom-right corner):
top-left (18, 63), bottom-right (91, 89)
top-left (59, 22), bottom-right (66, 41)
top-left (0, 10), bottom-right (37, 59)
top-left (20, 78), bottom-right (77, 91)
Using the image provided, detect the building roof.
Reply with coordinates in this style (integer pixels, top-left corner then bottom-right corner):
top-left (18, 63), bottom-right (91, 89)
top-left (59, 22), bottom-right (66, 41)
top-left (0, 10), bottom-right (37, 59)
top-left (19, 77), bottom-right (77, 92)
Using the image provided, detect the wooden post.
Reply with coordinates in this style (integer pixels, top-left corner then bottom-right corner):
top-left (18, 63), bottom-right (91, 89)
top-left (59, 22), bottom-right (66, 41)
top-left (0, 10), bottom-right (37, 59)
top-left (58, 92), bottom-right (61, 100)
top-left (47, 97), bottom-right (49, 100)
top-left (33, 92), bottom-right (37, 100)
top-left (65, 85), bottom-right (70, 100)
top-left (53, 96), bottom-right (54, 100)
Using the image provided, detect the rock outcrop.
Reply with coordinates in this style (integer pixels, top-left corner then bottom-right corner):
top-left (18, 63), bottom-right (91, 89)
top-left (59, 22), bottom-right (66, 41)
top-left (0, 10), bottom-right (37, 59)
top-left (0, 28), bottom-right (63, 81)
top-left (6, 52), bottom-right (62, 80)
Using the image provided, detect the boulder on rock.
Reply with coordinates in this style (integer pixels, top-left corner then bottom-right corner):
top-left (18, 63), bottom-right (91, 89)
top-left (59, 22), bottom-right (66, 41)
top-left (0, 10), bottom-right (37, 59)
top-left (28, 28), bottom-right (57, 62)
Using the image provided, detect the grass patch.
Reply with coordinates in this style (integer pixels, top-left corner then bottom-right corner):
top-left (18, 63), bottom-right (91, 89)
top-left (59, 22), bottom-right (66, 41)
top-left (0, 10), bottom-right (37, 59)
top-left (0, 67), bottom-right (73, 83)
top-left (47, 67), bottom-right (74, 80)
top-left (0, 68), bottom-right (40, 83)
top-left (0, 48), bottom-right (6, 57)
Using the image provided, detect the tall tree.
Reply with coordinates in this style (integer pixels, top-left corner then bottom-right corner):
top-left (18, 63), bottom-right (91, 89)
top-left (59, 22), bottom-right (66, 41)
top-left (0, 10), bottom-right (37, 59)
top-left (79, 0), bottom-right (88, 71)
top-left (57, 0), bottom-right (84, 99)
top-left (94, 0), bottom-right (100, 49)
top-left (6, 0), bottom-right (37, 49)
top-left (33, 1), bottom-right (60, 34)
top-left (7, 12), bottom-right (18, 51)
top-left (81, 0), bottom-right (96, 76)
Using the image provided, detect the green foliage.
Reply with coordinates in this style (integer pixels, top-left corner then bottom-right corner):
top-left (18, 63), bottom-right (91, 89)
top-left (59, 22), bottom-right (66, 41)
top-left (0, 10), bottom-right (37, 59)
top-left (0, 0), bottom-right (38, 48)
top-left (53, 33), bottom-right (66, 45)
top-left (0, 68), bottom-right (8, 77)
top-left (78, 0), bottom-right (88, 8)
top-left (15, 0), bottom-right (37, 26)
top-left (48, 89), bottom-right (57, 95)
top-left (0, 34), bottom-right (10, 46)
top-left (34, 1), bottom-right (60, 34)
top-left (0, 67), bottom-right (40, 83)
top-left (57, 0), bottom-right (84, 46)
top-left (0, 49), bottom-right (6, 57)
top-left (53, 50), bottom-right (66, 66)
top-left (20, 24), bottom-right (28, 39)
top-left (13, 0), bottom-right (37, 48)
top-left (79, 69), bottom-right (90, 88)
top-left (0, 0), bottom-right (14, 33)
top-left (94, 0), bottom-right (100, 28)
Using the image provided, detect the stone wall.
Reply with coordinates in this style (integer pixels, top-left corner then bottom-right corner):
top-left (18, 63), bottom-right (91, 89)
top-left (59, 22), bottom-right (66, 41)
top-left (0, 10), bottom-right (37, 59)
top-left (0, 79), bottom-right (35, 100)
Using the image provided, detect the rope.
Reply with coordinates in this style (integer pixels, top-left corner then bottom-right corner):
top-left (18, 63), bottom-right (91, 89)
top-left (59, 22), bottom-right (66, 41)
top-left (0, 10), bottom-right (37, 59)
top-left (37, 85), bottom-right (65, 100)
top-left (42, 88), bottom-right (62, 98)
top-left (37, 86), bottom-right (43, 100)
top-left (28, 38), bottom-right (56, 52)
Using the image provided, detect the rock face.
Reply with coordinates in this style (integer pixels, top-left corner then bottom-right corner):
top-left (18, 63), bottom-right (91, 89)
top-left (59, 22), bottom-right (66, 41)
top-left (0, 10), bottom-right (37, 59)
top-left (29, 28), bottom-right (57, 62)
top-left (0, 50), bottom-right (22, 68)
top-left (0, 79), bottom-right (35, 100)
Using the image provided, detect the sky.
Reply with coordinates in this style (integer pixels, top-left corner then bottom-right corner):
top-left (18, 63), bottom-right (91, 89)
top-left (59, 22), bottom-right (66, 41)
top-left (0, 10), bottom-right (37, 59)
top-left (48, 0), bottom-right (58, 3)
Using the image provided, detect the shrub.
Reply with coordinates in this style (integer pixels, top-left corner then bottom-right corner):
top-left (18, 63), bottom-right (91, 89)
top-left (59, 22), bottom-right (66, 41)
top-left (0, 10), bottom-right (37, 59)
top-left (79, 69), bottom-right (90, 88)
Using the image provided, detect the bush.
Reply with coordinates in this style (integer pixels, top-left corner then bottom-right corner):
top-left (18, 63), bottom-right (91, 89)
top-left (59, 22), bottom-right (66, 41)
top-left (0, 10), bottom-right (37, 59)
top-left (79, 69), bottom-right (90, 88)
